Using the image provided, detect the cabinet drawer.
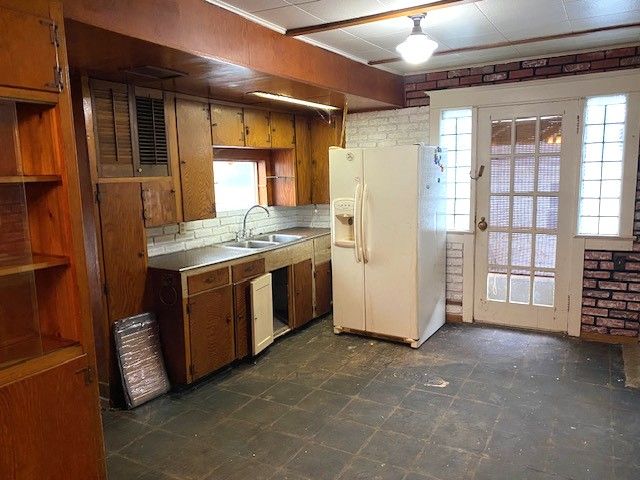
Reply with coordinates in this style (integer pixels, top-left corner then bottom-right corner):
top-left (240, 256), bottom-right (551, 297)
top-left (188, 267), bottom-right (230, 294)
top-left (232, 258), bottom-right (265, 283)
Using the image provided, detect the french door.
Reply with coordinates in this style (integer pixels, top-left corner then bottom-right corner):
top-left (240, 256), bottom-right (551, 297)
top-left (474, 101), bottom-right (579, 332)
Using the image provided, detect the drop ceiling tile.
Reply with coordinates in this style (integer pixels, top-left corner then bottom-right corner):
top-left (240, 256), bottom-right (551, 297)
top-left (563, 0), bottom-right (640, 20)
top-left (477, 0), bottom-right (569, 34)
top-left (295, 0), bottom-right (389, 23)
top-left (512, 37), bottom-right (583, 57)
top-left (346, 17), bottom-right (413, 39)
top-left (251, 4), bottom-right (322, 29)
top-left (570, 10), bottom-right (640, 30)
top-left (433, 31), bottom-right (507, 50)
top-left (501, 20), bottom-right (573, 41)
top-left (569, 27), bottom-right (640, 49)
top-left (215, 0), bottom-right (290, 13)
top-left (425, 3), bottom-right (499, 37)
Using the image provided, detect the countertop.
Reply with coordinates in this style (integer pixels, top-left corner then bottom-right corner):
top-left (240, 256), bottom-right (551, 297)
top-left (147, 227), bottom-right (330, 272)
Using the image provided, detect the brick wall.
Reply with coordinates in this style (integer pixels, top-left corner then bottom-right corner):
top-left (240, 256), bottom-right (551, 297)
top-left (404, 45), bottom-right (640, 106)
top-left (345, 107), bottom-right (466, 320)
top-left (581, 143), bottom-right (640, 339)
top-left (146, 205), bottom-right (329, 257)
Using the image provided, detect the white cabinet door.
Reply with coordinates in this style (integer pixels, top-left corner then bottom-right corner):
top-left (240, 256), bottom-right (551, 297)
top-left (251, 273), bottom-right (274, 355)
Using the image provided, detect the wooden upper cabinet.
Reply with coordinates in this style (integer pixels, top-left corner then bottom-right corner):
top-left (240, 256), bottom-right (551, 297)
top-left (0, 7), bottom-right (61, 92)
top-left (294, 116), bottom-right (312, 205)
top-left (141, 181), bottom-right (178, 228)
top-left (188, 285), bottom-right (235, 380)
top-left (310, 116), bottom-right (342, 204)
top-left (90, 79), bottom-right (135, 178)
top-left (211, 104), bottom-right (245, 147)
top-left (244, 109), bottom-right (271, 148)
top-left (271, 112), bottom-right (295, 148)
top-left (176, 98), bottom-right (215, 221)
top-left (131, 87), bottom-right (170, 177)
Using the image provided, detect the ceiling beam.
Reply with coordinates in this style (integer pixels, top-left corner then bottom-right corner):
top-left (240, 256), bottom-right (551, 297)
top-left (368, 22), bottom-right (640, 66)
top-left (285, 0), bottom-right (472, 37)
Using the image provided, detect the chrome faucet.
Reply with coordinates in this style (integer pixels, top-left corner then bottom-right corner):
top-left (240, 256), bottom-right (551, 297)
top-left (239, 204), bottom-right (270, 239)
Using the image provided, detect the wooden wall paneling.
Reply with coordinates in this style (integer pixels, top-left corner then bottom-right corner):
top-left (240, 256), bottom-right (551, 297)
top-left (293, 259), bottom-right (313, 329)
top-left (188, 285), bottom-right (234, 380)
top-left (269, 149), bottom-right (297, 206)
top-left (0, 355), bottom-right (106, 479)
top-left (310, 116), bottom-right (340, 204)
top-left (244, 109), bottom-right (271, 148)
top-left (270, 112), bottom-right (295, 148)
top-left (141, 180), bottom-right (178, 228)
top-left (314, 261), bottom-right (332, 317)
top-left (176, 98), bottom-right (215, 221)
top-left (0, 101), bottom-right (21, 175)
top-left (0, 6), bottom-right (60, 93)
top-left (211, 104), bottom-right (245, 147)
top-left (294, 115), bottom-right (312, 205)
top-left (89, 79), bottom-right (135, 177)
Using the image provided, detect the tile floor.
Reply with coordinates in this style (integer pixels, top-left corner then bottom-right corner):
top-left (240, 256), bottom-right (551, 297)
top-left (103, 317), bottom-right (640, 480)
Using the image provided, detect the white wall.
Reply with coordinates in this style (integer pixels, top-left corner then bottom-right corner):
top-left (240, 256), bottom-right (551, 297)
top-left (346, 106), bottom-right (465, 319)
top-left (146, 205), bottom-right (329, 257)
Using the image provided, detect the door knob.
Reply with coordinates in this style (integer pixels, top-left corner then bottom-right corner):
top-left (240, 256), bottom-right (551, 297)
top-left (477, 217), bottom-right (487, 231)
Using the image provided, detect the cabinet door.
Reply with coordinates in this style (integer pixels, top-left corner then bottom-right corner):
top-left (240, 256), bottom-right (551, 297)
top-left (211, 104), bottom-right (245, 147)
top-left (98, 182), bottom-right (147, 322)
top-left (270, 112), bottom-right (295, 148)
top-left (310, 116), bottom-right (341, 204)
top-left (292, 259), bottom-right (313, 329)
top-left (233, 281), bottom-right (251, 360)
top-left (314, 261), bottom-right (332, 317)
top-left (188, 285), bottom-right (234, 380)
top-left (90, 79), bottom-right (135, 178)
top-left (141, 181), bottom-right (177, 227)
top-left (244, 109), bottom-right (271, 148)
top-left (251, 273), bottom-right (273, 355)
top-left (0, 355), bottom-right (106, 479)
top-left (0, 7), bottom-right (60, 93)
top-left (176, 98), bottom-right (215, 221)
top-left (294, 116), bottom-right (312, 205)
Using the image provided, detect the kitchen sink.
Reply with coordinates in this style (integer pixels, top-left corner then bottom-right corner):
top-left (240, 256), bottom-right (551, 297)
top-left (222, 240), bottom-right (278, 249)
top-left (251, 234), bottom-right (303, 243)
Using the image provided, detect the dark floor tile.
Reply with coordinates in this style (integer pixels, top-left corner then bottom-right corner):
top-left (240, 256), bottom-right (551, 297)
top-left (261, 381), bottom-right (314, 406)
top-left (550, 420), bottom-right (613, 456)
top-left (469, 361), bottom-right (518, 387)
top-left (121, 429), bottom-right (218, 480)
top-left (190, 387), bottom-right (252, 414)
top-left (458, 379), bottom-right (513, 406)
top-left (119, 396), bottom-right (187, 427)
top-left (474, 457), bottom-right (557, 480)
top-left (287, 443), bottom-right (351, 480)
top-left (412, 442), bottom-right (478, 480)
top-left (161, 408), bottom-right (224, 440)
top-left (544, 446), bottom-right (614, 480)
top-left (297, 389), bottom-right (351, 416)
top-left (358, 380), bottom-right (410, 406)
top-left (199, 418), bottom-right (262, 457)
top-left (484, 429), bottom-right (550, 466)
top-left (338, 456), bottom-right (405, 480)
top-left (272, 408), bottom-right (327, 438)
top-left (106, 454), bottom-right (165, 480)
top-left (286, 366), bottom-right (335, 388)
top-left (247, 430), bottom-right (305, 467)
top-left (103, 415), bottom-right (153, 452)
top-left (381, 408), bottom-right (441, 439)
top-left (314, 417), bottom-right (375, 454)
top-left (614, 462), bottom-right (640, 480)
top-left (339, 398), bottom-right (395, 427)
top-left (320, 372), bottom-right (369, 396)
top-left (360, 430), bottom-right (424, 467)
top-left (566, 363), bottom-right (612, 386)
top-left (400, 389), bottom-right (453, 413)
top-left (220, 372), bottom-right (278, 396)
top-left (231, 398), bottom-right (290, 426)
top-left (207, 456), bottom-right (278, 480)
top-left (412, 374), bottom-right (465, 396)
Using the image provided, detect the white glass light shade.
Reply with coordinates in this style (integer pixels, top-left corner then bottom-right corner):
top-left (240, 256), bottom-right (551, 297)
top-left (396, 32), bottom-right (438, 64)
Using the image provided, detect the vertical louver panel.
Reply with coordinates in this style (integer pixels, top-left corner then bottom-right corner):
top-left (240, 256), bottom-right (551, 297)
top-left (135, 95), bottom-right (168, 167)
top-left (90, 79), bottom-right (134, 177)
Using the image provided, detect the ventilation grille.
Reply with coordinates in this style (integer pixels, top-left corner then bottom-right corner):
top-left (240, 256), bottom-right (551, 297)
top-left (135, 96), bottom-right (168, 166)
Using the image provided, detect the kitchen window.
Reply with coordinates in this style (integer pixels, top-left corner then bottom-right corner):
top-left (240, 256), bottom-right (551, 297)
top-left (213, 160), bottom-right (259, 212)
top-left (577, 94), bottom-right (628, 236)
top-left (440, 108), bottom-right (473, 231)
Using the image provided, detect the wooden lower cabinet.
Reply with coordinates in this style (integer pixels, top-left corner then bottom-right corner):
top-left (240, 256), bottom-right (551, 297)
top-left (188, 285), bottom-right (234, 381)
top-left (314, 261), bottom-right (332, 317)
top-left (233, 280), bottom-right (252, 360)
top-left (0, 355), bottom-right (106, 479)
top-left (292, 259), bottom-right (313, 329)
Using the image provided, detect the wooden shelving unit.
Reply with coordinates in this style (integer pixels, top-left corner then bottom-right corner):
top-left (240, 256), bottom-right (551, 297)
top-left (0, 254), bottom-right (69, 277)
top-left (0, 175), bottom-right (61, 184)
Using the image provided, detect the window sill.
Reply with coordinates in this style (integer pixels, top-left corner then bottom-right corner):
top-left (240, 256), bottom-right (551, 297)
top-left (576, 235), bottom-right (635, 251)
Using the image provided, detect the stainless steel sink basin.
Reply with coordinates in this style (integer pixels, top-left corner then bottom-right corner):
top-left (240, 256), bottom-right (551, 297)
top-left (222, 240), bottom-right (278, 249)
top-left (251, 234), bottom-right (303, 243)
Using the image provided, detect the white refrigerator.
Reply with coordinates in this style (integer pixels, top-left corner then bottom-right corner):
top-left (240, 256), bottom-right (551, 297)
top-left (330, 144), bottom-right (446, 348)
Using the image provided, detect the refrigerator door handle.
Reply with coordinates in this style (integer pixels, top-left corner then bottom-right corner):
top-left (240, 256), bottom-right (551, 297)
top-left (354, 183), bottom-right (363, 263)
top-left (361, 184), bottom-right (369, 264)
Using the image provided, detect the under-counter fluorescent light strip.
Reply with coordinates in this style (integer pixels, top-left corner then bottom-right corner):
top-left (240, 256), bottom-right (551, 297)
top-left (248, 91), bottom-right (339, 111)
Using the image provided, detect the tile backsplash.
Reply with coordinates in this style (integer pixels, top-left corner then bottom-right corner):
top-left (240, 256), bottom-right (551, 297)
top-left (146, 205), bottom-right (330, 257)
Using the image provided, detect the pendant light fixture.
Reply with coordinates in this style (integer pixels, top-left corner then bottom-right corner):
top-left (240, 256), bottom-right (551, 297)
top-left (396, 14), bottom-right (438, 65)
